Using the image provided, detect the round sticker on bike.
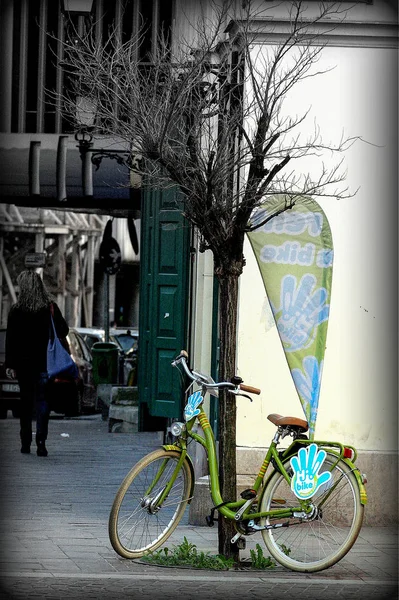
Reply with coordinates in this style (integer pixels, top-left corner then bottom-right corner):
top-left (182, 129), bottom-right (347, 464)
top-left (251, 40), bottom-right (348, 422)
top-left (290, 443), bottom-right (332, 499)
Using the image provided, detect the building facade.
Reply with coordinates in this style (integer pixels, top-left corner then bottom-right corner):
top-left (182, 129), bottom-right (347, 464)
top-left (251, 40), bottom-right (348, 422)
top-left (0, 0), bottom-right (397, 522)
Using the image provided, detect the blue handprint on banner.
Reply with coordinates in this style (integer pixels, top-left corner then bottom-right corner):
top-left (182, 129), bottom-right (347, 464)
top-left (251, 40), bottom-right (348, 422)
top-left (273, 274), bottom-right (330, 352)
top-left (184, 390), bottom-right (203, 422)
top-left (290, 444), bottom-right (332, 499)
top-left (291, 356), bottom-right (323, 435)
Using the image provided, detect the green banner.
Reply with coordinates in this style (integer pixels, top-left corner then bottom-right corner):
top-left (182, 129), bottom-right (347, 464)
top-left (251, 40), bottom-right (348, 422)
top-left (247, 196), bottom-right (333, 438)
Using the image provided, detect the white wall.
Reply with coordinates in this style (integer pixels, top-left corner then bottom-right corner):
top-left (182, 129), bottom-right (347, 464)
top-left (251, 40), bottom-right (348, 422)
top-left (237, 43), bottom-right (397, 452)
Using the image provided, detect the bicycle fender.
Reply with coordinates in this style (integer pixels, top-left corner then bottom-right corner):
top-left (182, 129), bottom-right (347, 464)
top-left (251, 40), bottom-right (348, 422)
top-left (338, 456), bottom-right (368, 506)
top-left (313, 450), bottom-right (368, 506)
top-left (352, 468), bottom-right (368, 505)
top-left (161, 445), bottom-right (196, 504)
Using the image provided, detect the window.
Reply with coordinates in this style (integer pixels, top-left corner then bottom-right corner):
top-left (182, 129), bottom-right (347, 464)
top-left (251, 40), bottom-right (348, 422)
top-left (9, 0), bottom-right (173, 134)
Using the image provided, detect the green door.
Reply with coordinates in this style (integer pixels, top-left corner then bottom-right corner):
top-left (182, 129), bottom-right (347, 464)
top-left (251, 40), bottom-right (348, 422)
top-left (138, 185), bottom-right (190, 425)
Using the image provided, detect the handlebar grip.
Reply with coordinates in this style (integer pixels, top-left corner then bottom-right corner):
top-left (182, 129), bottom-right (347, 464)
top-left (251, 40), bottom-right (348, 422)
top-left (239, 384), bottom-right (261, 395)
top-left (179, 350), bottom-right (188, 359)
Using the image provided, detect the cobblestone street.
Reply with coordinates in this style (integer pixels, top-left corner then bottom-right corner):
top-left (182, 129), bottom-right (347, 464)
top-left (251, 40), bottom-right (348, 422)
top-left (0, 415), bottom-right (397, 600)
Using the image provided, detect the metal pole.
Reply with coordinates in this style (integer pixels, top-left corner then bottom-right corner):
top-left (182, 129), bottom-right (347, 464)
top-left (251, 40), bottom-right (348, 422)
top-left (56, 136), bottom-right (68, 202)
top-left (82, 144), bottom-right (93, 196)
top-left (0, 236), bottom-right (3, 326)
top-left (104, 273), bottom-right (109, 342)
top-left (56, 234), bottom-right (66, 316)
top-left (70, 237), bottom-right (80, 327)
top-left (0, 0), bottom-right (13, 132)
top-left (29, 141), bottom-right (41, 196)
top-left (86, 234), bottom-right (95, 326)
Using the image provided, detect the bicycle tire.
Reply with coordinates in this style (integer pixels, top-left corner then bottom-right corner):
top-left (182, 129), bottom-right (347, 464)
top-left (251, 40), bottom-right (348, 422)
top-left (109, 448), bottom-right (192, 558)
top-left (260, 453), bottom-right (364, 572)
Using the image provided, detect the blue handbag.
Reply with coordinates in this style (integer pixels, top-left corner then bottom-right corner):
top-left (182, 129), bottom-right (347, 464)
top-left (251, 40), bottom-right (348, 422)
top-left (47, 312), bottom-right (79, 380)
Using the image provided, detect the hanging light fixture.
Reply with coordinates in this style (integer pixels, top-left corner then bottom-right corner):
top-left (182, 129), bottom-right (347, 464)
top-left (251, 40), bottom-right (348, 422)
top-left (60, 0), bottom-right (94, 16)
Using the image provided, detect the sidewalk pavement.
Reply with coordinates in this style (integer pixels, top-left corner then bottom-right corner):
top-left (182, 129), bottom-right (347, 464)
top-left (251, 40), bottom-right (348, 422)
top-left (0, 413), bottom-right (397, 600)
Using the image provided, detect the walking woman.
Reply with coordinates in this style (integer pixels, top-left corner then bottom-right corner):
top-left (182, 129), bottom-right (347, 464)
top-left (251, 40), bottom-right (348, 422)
top-left (5, 270), bottom-right (69, 456)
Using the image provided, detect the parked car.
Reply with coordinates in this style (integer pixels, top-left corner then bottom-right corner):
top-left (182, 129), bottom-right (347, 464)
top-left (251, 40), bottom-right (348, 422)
top-left (109, 328), bottom-right (138, 353)
top-left (76, 326), bottom-right (139, 386)
top-left (49, 329), bottom-right (97, 417)
top-left (109, 328), bottom-right (138, 385)
top-left (74, 327), bottom-right (105, 351)
top-left (0, 329), bottom-right (21, 419)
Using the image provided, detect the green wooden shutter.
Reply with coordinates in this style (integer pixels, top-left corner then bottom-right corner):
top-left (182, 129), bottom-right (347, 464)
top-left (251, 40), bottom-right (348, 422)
top-left (139, 185), bottom-right (190, 422)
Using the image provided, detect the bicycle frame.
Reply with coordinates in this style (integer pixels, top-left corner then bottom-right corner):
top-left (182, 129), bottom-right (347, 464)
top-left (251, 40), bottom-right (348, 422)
top-left (109, 351), bottom-right (367, 571)
top-left (162, 402), bottom-right (367, 524)
top-left (185, 405), bottom-right (301, 521)
top-left (154, 351), bottom-right (368, 525)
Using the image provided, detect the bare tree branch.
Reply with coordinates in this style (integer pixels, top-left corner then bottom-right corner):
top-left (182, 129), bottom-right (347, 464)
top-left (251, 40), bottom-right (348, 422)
top-left (50, 0), bottom-right (361, 560)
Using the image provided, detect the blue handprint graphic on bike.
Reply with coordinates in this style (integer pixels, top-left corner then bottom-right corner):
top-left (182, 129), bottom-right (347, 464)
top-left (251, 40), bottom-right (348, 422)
top-left (290, 444), bottom-right (332, 499)
top-left (273, 274), bottom-right (330, 352)
top-left (184, 390), bottom-right (203, 421)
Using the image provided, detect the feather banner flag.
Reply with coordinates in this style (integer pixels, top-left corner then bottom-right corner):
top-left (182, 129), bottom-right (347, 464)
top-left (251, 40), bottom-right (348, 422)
top-left (247, 196), bottom-right (333, 438)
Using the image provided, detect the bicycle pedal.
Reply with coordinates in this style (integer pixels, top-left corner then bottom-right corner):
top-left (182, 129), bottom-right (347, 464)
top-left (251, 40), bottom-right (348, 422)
top-left (236, 537), bottom-right (246, 550)
top-left (205, 515), bottom-right (216, 527)
top-left (230, 534), bottom-right (246, 549)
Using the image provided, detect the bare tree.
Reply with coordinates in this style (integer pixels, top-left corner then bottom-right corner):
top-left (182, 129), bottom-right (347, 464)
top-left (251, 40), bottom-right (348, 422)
top-left (55, 0), bottom-right (357, 559)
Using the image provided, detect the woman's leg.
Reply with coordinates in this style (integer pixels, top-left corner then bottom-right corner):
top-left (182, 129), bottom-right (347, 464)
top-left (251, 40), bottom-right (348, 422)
top-left (17, 376), bottom-right (34, 452)
top-left (35, 373), bottom-right (50, 456)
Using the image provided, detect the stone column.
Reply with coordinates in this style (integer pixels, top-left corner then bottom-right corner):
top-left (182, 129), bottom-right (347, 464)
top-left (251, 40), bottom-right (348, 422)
top-left (0, 0), bottom-right (13, 132)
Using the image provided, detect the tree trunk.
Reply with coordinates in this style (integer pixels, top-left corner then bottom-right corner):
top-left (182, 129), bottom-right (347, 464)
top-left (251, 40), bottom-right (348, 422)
top-left (217, 272), bottom-right (240, 561)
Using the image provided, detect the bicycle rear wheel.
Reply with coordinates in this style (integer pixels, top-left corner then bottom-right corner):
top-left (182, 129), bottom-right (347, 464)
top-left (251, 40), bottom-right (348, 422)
top-left (260, 453), bottom-right (364, 572)
top-left (109, 448), bottom-right (192, 558)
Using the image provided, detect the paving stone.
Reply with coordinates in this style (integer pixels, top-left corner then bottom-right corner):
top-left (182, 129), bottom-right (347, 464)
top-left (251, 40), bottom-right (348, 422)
top-left (0, 415), bottom-right (397, 600)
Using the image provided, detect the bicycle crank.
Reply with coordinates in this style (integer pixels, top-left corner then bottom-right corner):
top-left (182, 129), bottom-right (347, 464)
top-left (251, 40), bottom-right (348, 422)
top-left (231, 532), bottom-right (246, 548)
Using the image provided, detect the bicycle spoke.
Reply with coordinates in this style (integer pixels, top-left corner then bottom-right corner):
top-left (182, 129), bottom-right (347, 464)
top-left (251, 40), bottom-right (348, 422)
top-left (260, 454), bottom-right (363, 572)
top-left (109, 450), bottom-right (192, 558)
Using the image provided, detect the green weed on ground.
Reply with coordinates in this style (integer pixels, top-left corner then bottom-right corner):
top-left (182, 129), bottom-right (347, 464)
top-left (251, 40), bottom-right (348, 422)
top-left (141, 537), bottom-right (234, 570)
top-left (141, 537), bottom-right (276, 571)
top-left (249, 543), bottom-right (276, 569)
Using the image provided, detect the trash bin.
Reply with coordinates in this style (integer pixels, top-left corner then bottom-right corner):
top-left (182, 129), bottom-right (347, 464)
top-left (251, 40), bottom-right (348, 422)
top-left (92, 342), bottom-right (119, 385)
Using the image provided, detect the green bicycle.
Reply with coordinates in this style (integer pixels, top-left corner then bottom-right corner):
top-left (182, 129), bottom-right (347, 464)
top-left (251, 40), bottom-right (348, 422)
top-left (109, 351), bottom-right (367, 572)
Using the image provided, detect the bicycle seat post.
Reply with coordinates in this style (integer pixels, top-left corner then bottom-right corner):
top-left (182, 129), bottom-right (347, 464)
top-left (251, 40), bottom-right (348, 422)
top-left (272, 427), bottom-right (283, 445)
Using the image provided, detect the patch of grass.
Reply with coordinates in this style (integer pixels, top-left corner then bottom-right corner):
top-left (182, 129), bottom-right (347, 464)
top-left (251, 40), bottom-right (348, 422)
top-left (280, 543), bottom-right (291, 557)
top-left (141, 537), bottom-right (235, 571)
top-left (249, 543), bottom-right (276, 569)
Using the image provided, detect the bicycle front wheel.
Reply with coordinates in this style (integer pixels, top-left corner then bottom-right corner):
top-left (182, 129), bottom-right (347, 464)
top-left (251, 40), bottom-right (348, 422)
top-left (260, 453), bottom-right (364, 572)
top-left (109, 449), bottom-right (193, 558)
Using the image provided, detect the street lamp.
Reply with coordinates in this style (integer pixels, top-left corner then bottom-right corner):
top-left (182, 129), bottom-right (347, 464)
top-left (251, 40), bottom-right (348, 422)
top-left (74, 95), bottom-right (141, 255)
top-left (60, 0), bottom-right (94, 15)
top-left (75, 129), bottom-right (135, 175)
top-left (74, 95), bottom-right (134, 194)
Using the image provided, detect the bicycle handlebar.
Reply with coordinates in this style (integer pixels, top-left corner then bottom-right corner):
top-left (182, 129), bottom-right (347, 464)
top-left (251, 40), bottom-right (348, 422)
top-left (239, 384), bottom-right (261, 395)
top-left (172, 350), bottom-right (261, 395)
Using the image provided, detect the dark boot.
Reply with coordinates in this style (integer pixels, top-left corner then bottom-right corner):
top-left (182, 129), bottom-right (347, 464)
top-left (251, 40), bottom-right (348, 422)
top-left (36, 439), bottom-right (48, 457)
top-left (20, 434), bottom-right (32, 454)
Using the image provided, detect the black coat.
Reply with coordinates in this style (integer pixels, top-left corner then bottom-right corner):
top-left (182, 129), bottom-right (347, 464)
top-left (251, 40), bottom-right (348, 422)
top-left (5, 303), bottom-right (69, 375)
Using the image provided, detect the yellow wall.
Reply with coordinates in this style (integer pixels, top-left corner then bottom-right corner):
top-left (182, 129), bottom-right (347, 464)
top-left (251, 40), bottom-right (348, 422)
top-left (237, 43), bottom-right (397, 452)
